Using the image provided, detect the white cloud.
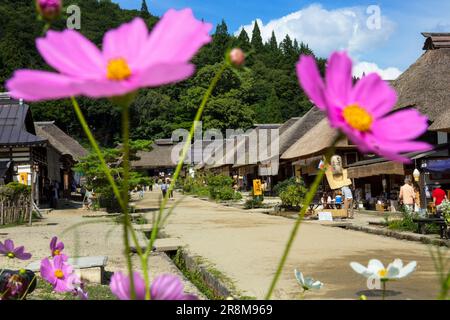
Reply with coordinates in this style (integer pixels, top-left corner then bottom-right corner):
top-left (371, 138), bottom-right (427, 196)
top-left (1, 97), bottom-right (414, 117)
top-left (235, 4), bottom-right (396, 58)
top-left (353, 61), bottom-right (402, 80)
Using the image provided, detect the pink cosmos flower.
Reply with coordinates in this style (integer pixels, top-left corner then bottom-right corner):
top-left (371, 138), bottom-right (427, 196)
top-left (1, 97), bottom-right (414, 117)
top-left (40, 255), bottom-right (80, 293)
top-left (296, 51), bottom-right (431, 163)
top-left (35, 0), bottom-right (62, 21)
top-left (110, 272), bottom-right (197, 300)
top-left (7, 9), bottom-right (212, 101)
top-left (0, 239), bottom-right (32, 260)
top-left (49, 236), bottom-right (68, 260)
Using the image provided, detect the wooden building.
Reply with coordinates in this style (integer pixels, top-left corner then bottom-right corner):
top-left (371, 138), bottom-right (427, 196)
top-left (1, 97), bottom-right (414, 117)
top-left (34, 121), bottom-right (88, 198)
top-left (0, 94), bottom-right (47, 205)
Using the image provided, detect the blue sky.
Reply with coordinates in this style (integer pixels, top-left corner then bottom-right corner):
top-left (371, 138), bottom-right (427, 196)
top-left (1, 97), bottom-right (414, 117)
top-left (115, 0), bottom-right (450, 79)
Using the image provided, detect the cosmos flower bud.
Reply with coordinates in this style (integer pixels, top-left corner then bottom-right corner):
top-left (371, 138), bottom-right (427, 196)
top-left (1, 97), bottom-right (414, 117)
top-left (36, 0), bottom-right (62, 22)
top-left (228, 48), bottom-right (245, 67)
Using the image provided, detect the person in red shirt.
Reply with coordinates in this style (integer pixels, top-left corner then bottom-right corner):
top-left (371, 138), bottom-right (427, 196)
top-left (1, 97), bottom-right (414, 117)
top-left (432, 184), bottom-right (447, 207)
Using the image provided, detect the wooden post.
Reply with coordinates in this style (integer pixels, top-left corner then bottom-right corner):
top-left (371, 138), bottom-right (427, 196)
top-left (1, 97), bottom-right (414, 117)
top-left (29, 166), bottom-right (34, 226)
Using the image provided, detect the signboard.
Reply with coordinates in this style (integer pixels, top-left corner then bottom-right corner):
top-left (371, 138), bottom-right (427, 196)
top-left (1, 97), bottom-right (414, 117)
top-left (253, 179), bottom-right (263, 196)
top-left (19, 172), bottom-right (28, 185)
top-left (318, 212), bottom-right (333, 221)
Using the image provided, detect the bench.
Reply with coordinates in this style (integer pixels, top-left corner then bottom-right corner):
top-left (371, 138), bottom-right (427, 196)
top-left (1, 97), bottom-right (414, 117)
top-left (26, 256), bottom-right (108, 284)
top-left (412, 217), bottom-right (449, 239)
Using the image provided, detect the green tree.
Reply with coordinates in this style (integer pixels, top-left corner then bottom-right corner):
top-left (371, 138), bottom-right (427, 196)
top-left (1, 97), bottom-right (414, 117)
top-left (237, 29), bottom-right (251, 51)
top-left (251, 21), bottom-right (264, 51)
top-left (257, 88), bottom-right (283, 123)
top-left (140, 0), bottom-right (151, 19)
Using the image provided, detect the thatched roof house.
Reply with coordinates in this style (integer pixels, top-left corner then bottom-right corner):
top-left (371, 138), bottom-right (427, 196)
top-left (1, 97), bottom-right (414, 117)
top-left (132, 139), bottom-right (177, 170)
top-left (269, 107), bottom-right (325, 162)
top-left (34, 122), bottom-right (88, 161)
top-left (281, 118), bottom-right (353, 160)
top-left (392, 33), bottom-right (450, 132)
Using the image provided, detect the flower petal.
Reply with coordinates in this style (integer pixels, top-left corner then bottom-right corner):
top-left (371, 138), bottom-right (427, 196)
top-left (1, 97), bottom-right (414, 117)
top-left (6, 70), bottom-right (80, 101)
top-left (13, 246), bottom-right (32, 260)
top-left (139, 63), bottom-right (195, 88)
top-left (372, 140), bottom-right (433, 163)
top-left (367, 259), bottom-right (384, 273)
top-left (350, 262), bottom-right (369, 276)
top-left (139, 8), bottom-right (212, 68)
top-left (372, 109), bottom-right (429, 142)
top-left (50, 237), bottom-right (57, 251)
top-left (36, 29), bottom-right (104, 77)
top-left (350, 73), bottom-right (397, 118)
top-left (0, 241), bottom-right (6, 254)
top-left (40, 258), bottom-right (57, 285)
top-left (296, 55), bottom-right (327, 110)
top-left (151, 274), bottom-right (185, 300)
top-left (4, 239), bottom-right (14, 252)
top-left (110, 271), bottom-right (146, 300)
top-left (294, 269), bottom-right (305, 286)
top-left (398, 261), bottom-right (417, 278)
top-left (326, 51), bottom-right (353, 107)
top-left (71, 77), bottom-right (140, 98)
top-left (386, 265), bottom-right (400, 279)
top-left (102, 17), bottom-right (149, 69)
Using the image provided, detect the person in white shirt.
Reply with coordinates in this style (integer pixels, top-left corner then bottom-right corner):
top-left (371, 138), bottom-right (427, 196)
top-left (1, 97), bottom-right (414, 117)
top-left (342, 185), bottom-right (354, 218)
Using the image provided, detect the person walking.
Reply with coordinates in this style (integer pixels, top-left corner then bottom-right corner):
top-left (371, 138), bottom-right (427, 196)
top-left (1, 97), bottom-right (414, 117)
top-left (160, 181), bottom-right (168, 198)
top-left (399, 178), bottom-right (415, 214)
top-left (342, 185), bottom-right (354, 218)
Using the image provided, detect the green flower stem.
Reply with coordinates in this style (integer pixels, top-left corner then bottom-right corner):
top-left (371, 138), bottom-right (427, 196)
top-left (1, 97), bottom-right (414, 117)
top-left (382, 281), bottom-right (386, 300)
top-left (70, 97), bottom-right (125, 210)
top-left (71, 96), bottom-right (140, 298)
top-left (120, 101), bottom-right (136, 300)
top-left (71, 97), bottom-right (142, 251)
top-left (265, 135), bottom-right (341, 300)
top-left (140, 61), bottom-right (229, 299)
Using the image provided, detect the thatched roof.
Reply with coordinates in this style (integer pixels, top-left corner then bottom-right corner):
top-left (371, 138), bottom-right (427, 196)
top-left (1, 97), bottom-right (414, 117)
top-left (392, 46), bottom-right (450, 132)
top-left (133, 139), bottom-right (217, 169)
top-left (34, 122), bottom-right (87, 160)
top-left (281, 118), bottom-right (353, 160)
top-left (278, 108), bottom-right (325, 155)
top-left (132, 139), bottom-right (177, 169)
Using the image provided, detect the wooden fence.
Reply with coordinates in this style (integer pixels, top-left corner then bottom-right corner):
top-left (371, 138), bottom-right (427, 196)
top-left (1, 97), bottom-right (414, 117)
top-left (0, 195), bottom-right (31, 226)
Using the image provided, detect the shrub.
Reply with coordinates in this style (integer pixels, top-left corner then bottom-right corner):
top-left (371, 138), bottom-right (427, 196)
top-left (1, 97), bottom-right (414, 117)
top-left (273, 177), bottom-right (301, 196)
top-left (388, 212), bottom-right (418, 232)
top-left (279, 183), bottom-right (307, 210)
top-left (244, 189), bottom-right (265, 209)
top-left (97, 186), bottom-right (125, 213)
top-left (440, 200), bottom-right (450, 224)
top-left (206, 174), bottom-right (235, 200)
top-left (214, 186), bottom-right (235, 201)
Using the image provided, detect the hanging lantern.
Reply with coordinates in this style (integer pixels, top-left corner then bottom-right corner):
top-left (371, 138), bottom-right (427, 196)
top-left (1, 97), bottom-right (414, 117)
top-left (413, 169), bottom-right (420, 182)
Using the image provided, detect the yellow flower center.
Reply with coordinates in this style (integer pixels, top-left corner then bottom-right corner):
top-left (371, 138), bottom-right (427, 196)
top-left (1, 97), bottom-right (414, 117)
top-left (7, 252), bottom-right (15, 259)
top-left (342, 104), bottom-right (373, 132)
top-left (53, 250), bottom-right (60, 256)
top-left (378, 269), bottom-right (388, 278)
top-left (54, 269), bottom-right (64, 279)
top-left (107, 58), bottom-right (132, 81)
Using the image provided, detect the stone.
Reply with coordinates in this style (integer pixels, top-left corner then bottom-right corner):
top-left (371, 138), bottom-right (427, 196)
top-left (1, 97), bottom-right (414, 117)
top-left (130, 238), bottom-right (184, 253)
top-left (26, 256), bottom-right (108, 284)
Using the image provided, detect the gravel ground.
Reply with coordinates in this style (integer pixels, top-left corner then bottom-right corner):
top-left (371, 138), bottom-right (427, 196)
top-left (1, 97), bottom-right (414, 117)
top-left (0, 201), bottom-right (204, 299)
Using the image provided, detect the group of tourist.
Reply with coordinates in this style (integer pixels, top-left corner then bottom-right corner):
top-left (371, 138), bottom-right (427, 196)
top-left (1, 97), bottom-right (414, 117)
top-left (321, 185), bottom-right (354, 219)
top-left (158, 177), bottom-right (174, 199)
top-left (399, 178), bottom-right (448, 215)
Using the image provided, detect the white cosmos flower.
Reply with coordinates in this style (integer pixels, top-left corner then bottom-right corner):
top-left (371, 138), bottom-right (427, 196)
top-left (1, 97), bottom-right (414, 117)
top-left (294, 269), bottom-right (323, 290)
top-left (350, 259), bottom-right (417, 281)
